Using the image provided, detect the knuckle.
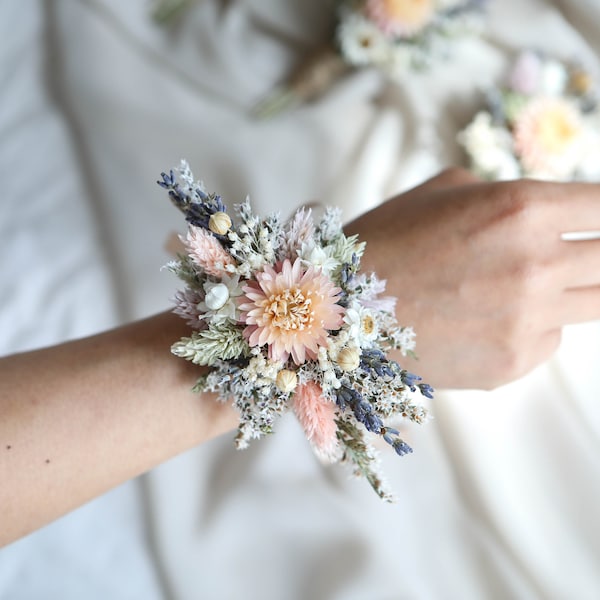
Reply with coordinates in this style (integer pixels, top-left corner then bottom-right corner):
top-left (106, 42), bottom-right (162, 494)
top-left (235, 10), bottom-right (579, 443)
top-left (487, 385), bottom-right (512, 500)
top-left (488, 180), bottom-right (541, 233)
top-left (466, 180), bottom-right (545, 251)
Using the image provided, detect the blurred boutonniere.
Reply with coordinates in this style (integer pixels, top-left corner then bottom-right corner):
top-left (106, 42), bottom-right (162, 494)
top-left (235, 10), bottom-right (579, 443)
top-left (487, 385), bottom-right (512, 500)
top-left (459, 50), bottom-right (600, 181)
top-left (254, 0), bottom-right (489, 117)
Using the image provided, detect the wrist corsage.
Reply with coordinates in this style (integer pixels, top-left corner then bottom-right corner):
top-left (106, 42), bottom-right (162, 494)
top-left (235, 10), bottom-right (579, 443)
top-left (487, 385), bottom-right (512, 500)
top-left (459, 50), bottom-right (600, 181)
top-left (159, 161), bottom-right (433, 500)
top-left (255, 0), bottom-right (488, 118)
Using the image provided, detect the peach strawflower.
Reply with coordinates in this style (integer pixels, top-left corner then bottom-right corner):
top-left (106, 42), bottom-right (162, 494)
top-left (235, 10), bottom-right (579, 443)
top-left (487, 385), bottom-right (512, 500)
top-left (293, 381), bottom-right (340, 462)
top-left (365, 0), bottom-right (435, 37)
top-left (239, 259), bottom-right (344, 365)
top-left (183, 226), bottom-right (236, 277)
top-left (513, 97), bottom-right (584, 179)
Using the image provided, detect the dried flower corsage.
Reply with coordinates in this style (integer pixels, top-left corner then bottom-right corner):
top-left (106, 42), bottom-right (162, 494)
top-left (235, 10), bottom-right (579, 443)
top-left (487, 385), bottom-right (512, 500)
top-left (159, 160), bottom-right (433, 500)
top-left (459, 50), bottom-right (600, 181)
top-left (255, 0), bottom-right (488, 118)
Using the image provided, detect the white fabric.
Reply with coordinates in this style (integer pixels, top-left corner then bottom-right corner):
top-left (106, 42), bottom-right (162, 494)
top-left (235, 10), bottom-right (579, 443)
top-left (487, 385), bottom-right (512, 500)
top-left (1, 0), bottom-right (600, 598)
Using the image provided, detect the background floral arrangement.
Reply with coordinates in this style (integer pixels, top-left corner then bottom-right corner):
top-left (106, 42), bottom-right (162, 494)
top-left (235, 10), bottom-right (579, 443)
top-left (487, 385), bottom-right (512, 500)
top-left (255, 0), bottom-right (487, 117)
top-left (159, 160), bottom-right (433, 500)
top-left (459, 50), bottom-right (600, 181)
top-left (337, 0), bottom-right (486, 73)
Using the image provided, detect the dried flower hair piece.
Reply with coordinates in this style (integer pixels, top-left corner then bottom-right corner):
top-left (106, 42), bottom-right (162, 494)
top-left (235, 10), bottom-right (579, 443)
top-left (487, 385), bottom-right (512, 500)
top-left (254, 0), bottom-right (488, 118)
top-left (159, 160), bottom-right (433, 500)
top-left (459, 50), bottom-right (600, 181)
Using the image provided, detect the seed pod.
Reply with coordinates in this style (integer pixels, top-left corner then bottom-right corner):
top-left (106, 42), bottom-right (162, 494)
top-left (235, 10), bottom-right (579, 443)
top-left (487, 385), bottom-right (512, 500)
top-left (276, 369), bottom-right (298, 393)
top-left (208, 211), bottom-right (232, 235)
top-left (204, 283), bottom-right (230, 310)
top-left (337, 347), bottom-right (360, 372)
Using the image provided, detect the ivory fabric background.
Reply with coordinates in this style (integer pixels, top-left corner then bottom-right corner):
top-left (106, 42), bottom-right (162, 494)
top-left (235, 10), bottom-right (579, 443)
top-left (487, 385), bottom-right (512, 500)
top-left (2, 1), bottom-right (600, 598)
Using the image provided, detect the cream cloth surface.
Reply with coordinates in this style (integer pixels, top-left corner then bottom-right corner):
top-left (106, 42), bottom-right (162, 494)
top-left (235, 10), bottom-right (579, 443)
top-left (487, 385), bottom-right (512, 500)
top-left (1, 1), bottom-right (600, 598)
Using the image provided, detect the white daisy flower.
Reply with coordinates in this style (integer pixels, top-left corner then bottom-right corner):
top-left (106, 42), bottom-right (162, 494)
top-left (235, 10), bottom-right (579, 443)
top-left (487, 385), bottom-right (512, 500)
top-left (298, 240), bottom-right (339, 275)
top-left (337, 12), bottom-right (390, 68)
top-left (344, 304), bottom-right (380, 347)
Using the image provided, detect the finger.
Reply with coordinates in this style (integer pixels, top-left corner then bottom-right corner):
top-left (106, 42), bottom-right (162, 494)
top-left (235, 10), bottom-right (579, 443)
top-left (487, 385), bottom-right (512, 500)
top-left (542, 181), bottom-right (600, 233)
top-left (557, 285), bottom-right (600, 326)
top-left (558, 239), bottom-right (600, 289)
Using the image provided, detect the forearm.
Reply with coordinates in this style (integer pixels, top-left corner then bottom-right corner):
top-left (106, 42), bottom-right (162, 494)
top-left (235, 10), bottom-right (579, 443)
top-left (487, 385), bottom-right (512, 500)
top-left (0, 311), bottom-right (237, 546)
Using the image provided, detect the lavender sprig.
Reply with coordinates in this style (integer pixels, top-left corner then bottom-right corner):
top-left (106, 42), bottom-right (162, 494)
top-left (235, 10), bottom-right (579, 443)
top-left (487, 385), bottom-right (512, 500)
top-left (158, 169), bottom-right (227, 230)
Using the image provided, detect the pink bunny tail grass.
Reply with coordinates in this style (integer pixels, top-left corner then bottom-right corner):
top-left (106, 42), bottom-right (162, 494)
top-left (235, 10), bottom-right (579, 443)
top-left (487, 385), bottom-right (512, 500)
top-left (293, 381), bottom-right (341, 463)
top-left (279, 207), bottom-right (315, 260)
top-left (183, 226), bottom-right (236, 277)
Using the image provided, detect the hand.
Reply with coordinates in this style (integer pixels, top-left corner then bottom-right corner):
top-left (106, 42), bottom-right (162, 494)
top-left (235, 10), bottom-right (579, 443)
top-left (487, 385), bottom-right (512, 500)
top-left (346, 168), bottom-right (600, 390)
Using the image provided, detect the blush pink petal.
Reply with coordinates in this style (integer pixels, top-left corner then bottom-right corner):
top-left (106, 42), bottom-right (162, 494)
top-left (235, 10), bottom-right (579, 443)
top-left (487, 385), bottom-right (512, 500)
top-left (513, 97), bottom-right (582, 177)
top-left (366, 0), bottom-right (435, 38)
top-left (239, 258), bottom-right (344, 365)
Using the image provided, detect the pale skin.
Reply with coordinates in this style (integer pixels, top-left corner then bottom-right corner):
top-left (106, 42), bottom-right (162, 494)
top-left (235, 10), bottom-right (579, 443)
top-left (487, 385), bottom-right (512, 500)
top-left (0, 313), bottom-right (239, 546)
top-left (2, 170), bottom-right (600, 545)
